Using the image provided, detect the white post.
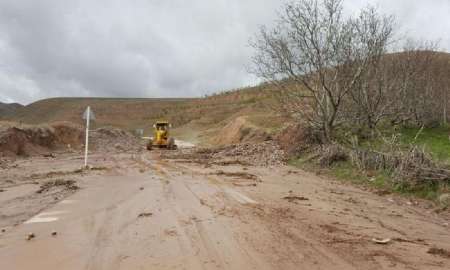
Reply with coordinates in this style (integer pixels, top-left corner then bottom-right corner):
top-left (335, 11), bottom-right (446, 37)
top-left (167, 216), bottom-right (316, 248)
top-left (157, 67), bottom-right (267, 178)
top-left (84, 106), bottom-right (90, 168)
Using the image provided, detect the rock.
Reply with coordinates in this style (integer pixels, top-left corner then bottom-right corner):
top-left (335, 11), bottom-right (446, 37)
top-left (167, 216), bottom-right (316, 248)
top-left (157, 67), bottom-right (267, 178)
top-left (43, 153), bottom-right (56, 158)
top-left (26, 233), bottom-right (35, 240)
top-left (51, 231), bottom-right (57, 236)
top-left (438, 193), bottom-right (450, 208)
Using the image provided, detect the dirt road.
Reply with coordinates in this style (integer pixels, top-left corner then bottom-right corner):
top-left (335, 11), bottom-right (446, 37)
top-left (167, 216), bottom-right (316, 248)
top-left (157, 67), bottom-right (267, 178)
top-left (1, 150), bottom-right (450, 269)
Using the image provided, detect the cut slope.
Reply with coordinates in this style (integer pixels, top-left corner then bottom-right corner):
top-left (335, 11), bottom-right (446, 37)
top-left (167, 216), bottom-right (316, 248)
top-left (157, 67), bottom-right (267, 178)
top-left (212, 116), bottom-right (271, 145)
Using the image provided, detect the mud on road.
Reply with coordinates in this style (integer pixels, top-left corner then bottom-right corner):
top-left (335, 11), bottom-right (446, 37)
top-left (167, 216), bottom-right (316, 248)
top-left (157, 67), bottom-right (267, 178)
top-left (1, 146), bottom-right (450, 270)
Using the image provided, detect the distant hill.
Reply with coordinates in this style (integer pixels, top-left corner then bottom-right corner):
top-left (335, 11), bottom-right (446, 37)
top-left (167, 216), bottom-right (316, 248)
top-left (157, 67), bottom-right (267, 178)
top-left (0, 102), bottom-right (24, 118)
top-left (3, 87), bottom-right (286, 144)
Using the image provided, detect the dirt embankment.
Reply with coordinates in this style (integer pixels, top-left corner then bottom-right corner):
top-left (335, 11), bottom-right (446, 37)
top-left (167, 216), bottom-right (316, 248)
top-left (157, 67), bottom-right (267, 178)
top-left (0, 122), bottom-right (143, 164)
top-left (0, 122), bottom-right (84, 158)
top-left (212, 116), bottom-right (271, 146)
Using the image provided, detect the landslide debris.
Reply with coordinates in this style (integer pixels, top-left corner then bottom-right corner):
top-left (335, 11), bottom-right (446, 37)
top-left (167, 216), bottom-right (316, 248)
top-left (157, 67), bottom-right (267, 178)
top-left (90, 127), bottom-right (142, 152)
top-left (36, 179), bottom-right (79, 194)
top-left (162, 140), bottom-right (286, 167)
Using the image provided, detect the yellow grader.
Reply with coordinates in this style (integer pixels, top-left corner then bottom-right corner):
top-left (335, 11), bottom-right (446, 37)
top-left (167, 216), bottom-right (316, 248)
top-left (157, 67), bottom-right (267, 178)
top-left (146, 121), bottom-right (177, 150)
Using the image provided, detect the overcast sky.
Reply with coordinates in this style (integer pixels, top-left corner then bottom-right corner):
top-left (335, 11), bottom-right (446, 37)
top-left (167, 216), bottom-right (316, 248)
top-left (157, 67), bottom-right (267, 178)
top-left (0, 0), bottom-right (449, 105)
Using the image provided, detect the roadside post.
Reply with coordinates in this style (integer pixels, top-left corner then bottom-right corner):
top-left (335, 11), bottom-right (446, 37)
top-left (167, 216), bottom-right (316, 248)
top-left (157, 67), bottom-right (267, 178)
top-left (82, 106), bottom-right (95, 168)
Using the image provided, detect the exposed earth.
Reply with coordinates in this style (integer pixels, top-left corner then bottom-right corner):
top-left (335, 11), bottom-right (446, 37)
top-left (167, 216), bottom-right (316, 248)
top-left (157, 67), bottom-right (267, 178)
top-left (1, 128), bottom-right (450, 270)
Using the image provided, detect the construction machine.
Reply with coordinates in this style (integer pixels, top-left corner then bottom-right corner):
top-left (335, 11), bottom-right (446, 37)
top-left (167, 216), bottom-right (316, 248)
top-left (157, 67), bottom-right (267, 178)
top-left (146, 121), bottom-right (177, 150)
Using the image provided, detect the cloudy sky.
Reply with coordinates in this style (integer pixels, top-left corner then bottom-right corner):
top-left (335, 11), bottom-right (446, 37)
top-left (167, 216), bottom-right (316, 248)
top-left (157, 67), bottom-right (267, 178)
top-left (0, 0), bottom-right (449, 105)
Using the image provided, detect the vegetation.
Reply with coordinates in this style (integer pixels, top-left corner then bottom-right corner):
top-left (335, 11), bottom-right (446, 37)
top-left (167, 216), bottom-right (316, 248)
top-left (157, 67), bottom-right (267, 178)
top-left (257, 0), bottom-right (450, 202)
top-left (401, 126), bottom-right (450, 163)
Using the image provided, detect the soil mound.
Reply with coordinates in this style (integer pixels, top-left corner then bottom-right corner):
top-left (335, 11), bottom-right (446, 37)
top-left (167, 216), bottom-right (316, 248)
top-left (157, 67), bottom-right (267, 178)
top-left (90, 127), bottom-right (142, 152)
top-left (51, 122), bottom-right (85, 148)
top-left (213, 116), bottom-right (271, 145)
top-left (0, 122), bottom-right (84, 157)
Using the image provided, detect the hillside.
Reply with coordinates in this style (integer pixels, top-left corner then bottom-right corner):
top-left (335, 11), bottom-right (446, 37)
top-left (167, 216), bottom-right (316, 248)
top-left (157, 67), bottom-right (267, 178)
top-left (0, 102), bottom-right (24, 118)
top-left (4, 86), bottom-right (287, 145)
top-left (4, 51), bottom-right (449, 144)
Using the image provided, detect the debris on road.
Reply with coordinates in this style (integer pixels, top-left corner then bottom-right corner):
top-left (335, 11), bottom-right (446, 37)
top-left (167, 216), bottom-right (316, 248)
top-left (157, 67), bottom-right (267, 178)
top-left (161, 140), bottom-right (286, 167)
top-left (36, 179), bottom-right (79, 194)
top-left (427, 247), bottom-right (450, 258)
top-left (283, 196), bottom-right (309, 203)
top-left (213, 141), bottom-right (286, 166)
top-left (26, 233), bottom-right (35, 241)
top-left (138, 212), bottom-right (153, 218)
top-left (232, 182), bottom-right (257, 187)
top-left (51, 231), bottom-right (57, 236)
top-left (213, 170), bottom-right (259, 181)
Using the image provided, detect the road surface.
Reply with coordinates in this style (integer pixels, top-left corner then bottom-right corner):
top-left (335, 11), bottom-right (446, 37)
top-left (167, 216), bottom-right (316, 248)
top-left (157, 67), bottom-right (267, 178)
top-left (1, 150), bottom-right (450, 269)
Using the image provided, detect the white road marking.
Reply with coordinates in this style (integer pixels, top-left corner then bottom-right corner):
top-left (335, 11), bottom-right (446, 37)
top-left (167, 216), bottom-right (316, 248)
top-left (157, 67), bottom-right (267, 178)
top-left (24, 211), bottom-right (68, 224)
top-left (225, 188), bottom-right (257, 204)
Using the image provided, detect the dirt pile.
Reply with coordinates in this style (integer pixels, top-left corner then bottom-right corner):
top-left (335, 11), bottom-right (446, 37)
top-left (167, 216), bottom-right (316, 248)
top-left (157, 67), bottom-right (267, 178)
top-left (90, 127), bottom-right (142, 152)
top-left (0, 122), bottom-right (143, 159)
top-left (51, 122), bottom-right (85, 148)
top-left (0, 122), bottom-right (84, 158)
top-left (213, 116), bottom-right (271, 145)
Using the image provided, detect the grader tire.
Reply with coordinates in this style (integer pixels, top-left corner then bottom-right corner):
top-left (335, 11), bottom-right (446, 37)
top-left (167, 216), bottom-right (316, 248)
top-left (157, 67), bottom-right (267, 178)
top-left (146, 141), bottom-right (153, 151)
top-left (168, 138), bottom-right (176, 150)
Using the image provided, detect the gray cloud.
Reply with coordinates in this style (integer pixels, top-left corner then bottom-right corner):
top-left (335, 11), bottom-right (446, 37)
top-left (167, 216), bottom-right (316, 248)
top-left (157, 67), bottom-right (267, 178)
top-left (0, 0), bottom-right (449, 104)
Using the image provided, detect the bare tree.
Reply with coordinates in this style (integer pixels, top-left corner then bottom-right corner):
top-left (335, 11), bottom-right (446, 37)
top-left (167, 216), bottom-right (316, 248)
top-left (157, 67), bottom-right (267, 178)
top-left (250, 0), bottom-right (394, 141)
top-left (343, 7), bottom-right (395, 134)
top-left (388, 40), bottom-right (446, 127)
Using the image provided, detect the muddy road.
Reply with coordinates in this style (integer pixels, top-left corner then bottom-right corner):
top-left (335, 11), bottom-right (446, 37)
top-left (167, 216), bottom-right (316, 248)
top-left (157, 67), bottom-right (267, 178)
top-left (1, 149), bottom-right (450, 269)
